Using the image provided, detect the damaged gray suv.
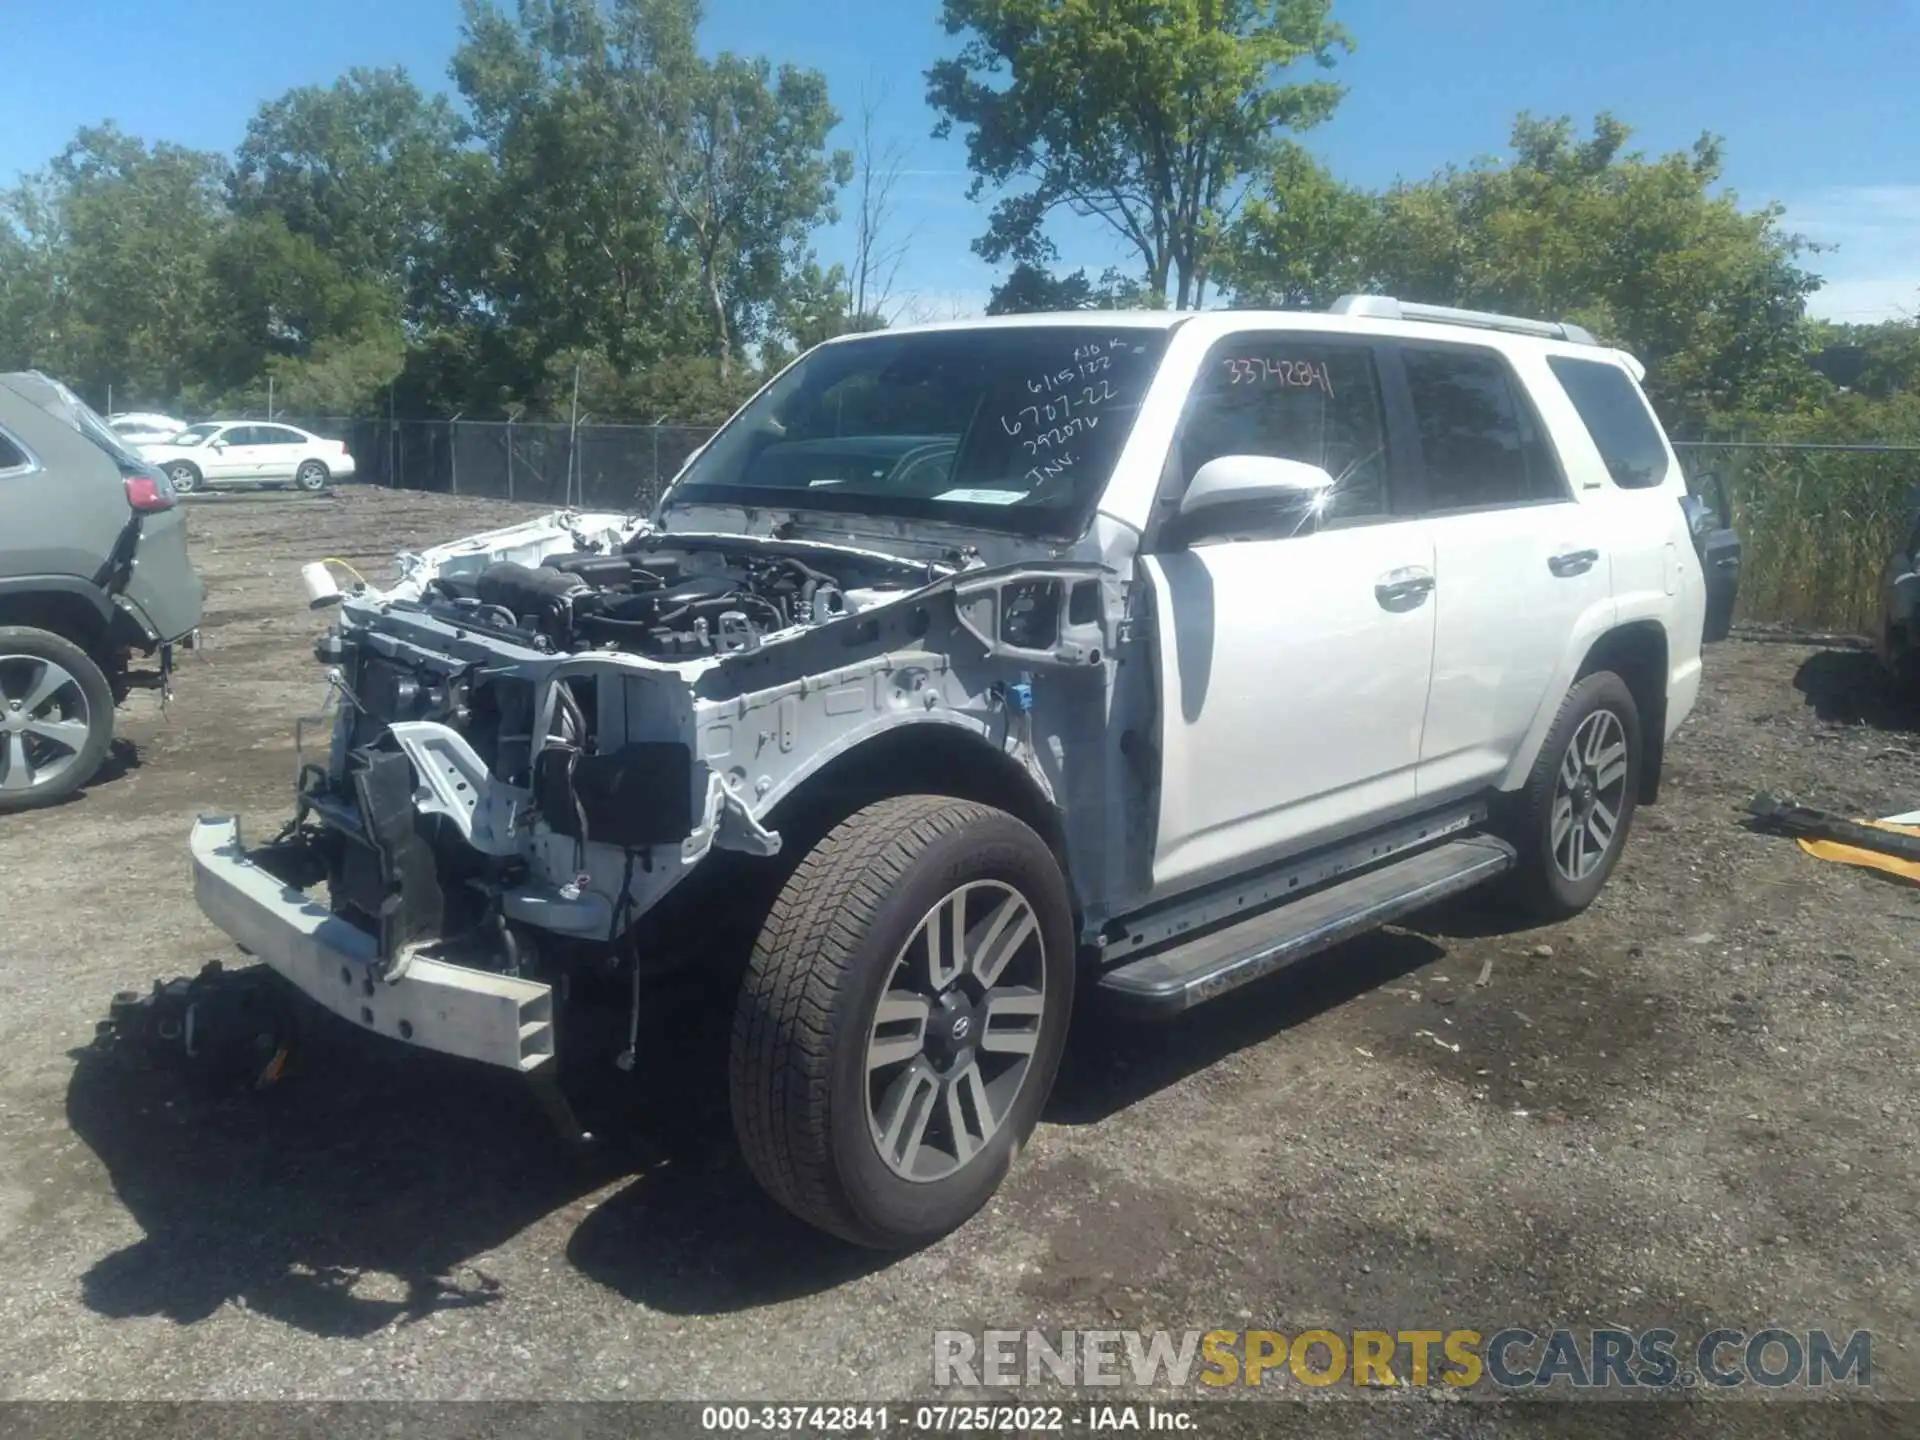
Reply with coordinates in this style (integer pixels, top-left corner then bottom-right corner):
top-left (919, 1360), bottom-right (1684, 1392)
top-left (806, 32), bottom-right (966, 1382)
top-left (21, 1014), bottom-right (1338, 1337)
top-left (192, 301), bottom-right (1724, 1246)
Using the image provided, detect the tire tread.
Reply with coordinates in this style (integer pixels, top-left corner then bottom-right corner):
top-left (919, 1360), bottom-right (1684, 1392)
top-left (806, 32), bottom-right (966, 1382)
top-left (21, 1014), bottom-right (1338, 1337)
top-left (730, 795), bottom-right (1002, 1242)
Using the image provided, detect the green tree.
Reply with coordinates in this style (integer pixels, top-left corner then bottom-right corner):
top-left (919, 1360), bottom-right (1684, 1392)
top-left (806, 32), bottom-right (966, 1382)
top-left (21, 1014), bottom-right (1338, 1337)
top-left (197, 211), bottom-right (403, 409)
top-left (928, 0), bottom-right (1351, 308)
top-left (451, 0), bottom-right (696, 392)
top-left (451, 0), bottom-right (849, 401)
top-left (0, 179), bottom-right (62, 373)
top-left (1809, 317), bottom-right (1920, 400)
top-left (1272, 114), bottom-right (1824, 434)
top-left (1214, 140), bottom-right (1373, 307)
top-left (230, 67), bottom-right (465, 312)
top-left (0, 124), bottom-right (228, 405)
top-left (984, 260), bottom-right (1149, 313)
top-left (636, 5), bottom-right (851, 378)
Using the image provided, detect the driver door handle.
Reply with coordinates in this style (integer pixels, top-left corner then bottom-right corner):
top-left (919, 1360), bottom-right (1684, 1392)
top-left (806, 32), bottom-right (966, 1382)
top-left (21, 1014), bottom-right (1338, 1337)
top-left (1374, 568), bottom-right (1435, 608)
top-left (1549, 548), bottom-right (1600, 577)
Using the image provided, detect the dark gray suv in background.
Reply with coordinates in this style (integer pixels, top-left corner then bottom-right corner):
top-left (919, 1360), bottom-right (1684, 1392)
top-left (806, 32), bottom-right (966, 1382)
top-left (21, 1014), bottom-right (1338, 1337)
top-left (0, 372), bottom-right (204, 810)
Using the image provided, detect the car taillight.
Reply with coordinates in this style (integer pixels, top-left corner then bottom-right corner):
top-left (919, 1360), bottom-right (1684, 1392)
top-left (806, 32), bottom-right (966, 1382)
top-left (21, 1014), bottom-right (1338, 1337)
top-left (125, 470), bottom-right (176, 512)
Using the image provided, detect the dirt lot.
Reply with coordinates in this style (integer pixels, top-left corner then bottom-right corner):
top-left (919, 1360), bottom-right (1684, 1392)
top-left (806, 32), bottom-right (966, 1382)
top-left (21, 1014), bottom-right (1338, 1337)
top-left (1, 486), bottom-right (1917, 1409)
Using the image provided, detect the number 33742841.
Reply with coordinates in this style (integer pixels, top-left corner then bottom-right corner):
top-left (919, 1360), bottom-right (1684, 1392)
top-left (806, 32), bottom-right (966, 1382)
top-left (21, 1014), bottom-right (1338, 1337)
top-left (1223, 357), bottom-right (1335, 396)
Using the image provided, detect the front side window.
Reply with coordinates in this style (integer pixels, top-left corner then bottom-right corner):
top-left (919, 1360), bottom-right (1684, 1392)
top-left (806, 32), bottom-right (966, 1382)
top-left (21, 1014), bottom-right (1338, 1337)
top-left (664, 325), bottom-right (1171, 537)
top-left (1548, 355), bottom-right (1670, 489)
top-left (1403, 345), bottom-right (1565, 509)
top-left (1173, 336), bottom-right (1392, 527)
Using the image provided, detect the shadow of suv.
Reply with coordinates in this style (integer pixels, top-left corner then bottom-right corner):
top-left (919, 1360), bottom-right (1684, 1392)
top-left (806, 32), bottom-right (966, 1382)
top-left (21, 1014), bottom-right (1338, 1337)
top-left (0, 371), bottom-right (203, 810)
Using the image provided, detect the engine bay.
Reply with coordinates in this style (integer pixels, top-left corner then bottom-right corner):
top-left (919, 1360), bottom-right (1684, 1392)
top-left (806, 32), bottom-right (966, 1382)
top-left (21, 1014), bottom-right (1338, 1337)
top-left (404, 537), bottom-right (933, 659)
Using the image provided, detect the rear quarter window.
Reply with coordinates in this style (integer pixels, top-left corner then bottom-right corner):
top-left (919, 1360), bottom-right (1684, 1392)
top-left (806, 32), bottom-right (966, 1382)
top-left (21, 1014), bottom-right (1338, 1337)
top-left (1548, 355), bottom-right (1671, 489)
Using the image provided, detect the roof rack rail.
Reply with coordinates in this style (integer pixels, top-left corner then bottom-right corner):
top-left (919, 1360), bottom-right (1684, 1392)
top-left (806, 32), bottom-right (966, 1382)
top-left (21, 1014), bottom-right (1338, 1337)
top-left (1329, 294), bottom-right (1599, 346)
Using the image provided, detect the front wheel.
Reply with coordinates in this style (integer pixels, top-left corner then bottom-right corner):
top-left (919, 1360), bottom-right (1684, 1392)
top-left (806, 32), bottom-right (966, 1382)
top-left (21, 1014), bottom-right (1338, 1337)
top-left (729, 796), bottom-right (1075, 1248)
top-left (1500, 671), bottom-right (1642, 921)
top-left (294, 461), bottom-right (330, 493)
top-left (166, 462), bottom-right (199, 495)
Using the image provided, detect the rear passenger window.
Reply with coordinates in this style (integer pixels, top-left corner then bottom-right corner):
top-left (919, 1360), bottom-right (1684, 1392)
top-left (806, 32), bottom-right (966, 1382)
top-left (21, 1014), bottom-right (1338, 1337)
top-left (0, 429), bottom-right (28, 472)
top-left (1403, 346), bottom-right (1564, 509)
top-left (1548, 355), bottom-right (1670, 489)
top-left (1177, 338), bottom-right (1392, 525)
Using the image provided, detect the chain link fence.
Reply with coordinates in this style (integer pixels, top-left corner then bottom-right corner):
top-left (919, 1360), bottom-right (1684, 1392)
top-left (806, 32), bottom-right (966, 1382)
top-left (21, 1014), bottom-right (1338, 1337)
top-left (227, 416), bottom-right (718, 512)
top-left (200, 421), bottom-right (1920, 635)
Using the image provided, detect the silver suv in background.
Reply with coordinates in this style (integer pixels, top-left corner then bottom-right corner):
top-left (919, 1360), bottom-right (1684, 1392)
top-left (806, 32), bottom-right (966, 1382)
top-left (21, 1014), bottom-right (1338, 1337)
top-left (0, 372), bottom-right (204, 810)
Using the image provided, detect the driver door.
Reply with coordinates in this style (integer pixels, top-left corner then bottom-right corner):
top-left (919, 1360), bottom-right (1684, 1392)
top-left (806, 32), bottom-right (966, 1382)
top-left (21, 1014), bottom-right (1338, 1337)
top-left (1140, 333), bottom-right (1436, 897)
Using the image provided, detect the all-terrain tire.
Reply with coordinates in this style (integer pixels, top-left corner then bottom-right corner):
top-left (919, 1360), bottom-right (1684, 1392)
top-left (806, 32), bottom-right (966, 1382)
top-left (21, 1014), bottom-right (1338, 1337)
top-left (1500, 670), bottom-right (1642, 922)
top-left (729, 795), bottom-right (1075, 1248)
top-left (0, 625), bottom-right (115, 812)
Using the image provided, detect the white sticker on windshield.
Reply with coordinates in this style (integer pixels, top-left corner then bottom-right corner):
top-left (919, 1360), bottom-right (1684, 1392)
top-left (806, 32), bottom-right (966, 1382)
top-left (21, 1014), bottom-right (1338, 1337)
top-left (935, 487), bottom-right (1026, 506)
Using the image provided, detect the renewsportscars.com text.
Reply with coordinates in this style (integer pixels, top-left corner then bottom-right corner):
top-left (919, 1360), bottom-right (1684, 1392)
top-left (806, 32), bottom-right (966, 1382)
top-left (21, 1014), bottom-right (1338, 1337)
top-left (932, 1327), bottom-right (1873, 1391)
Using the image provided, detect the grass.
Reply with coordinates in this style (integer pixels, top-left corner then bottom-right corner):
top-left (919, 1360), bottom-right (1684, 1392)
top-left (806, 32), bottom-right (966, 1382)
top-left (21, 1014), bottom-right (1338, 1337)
top-left (1680, 445), bottom-right (1920, 636)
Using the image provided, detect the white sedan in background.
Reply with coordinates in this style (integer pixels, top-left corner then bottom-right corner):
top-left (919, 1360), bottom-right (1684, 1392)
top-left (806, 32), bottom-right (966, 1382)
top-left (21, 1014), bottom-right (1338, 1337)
top-left (138, 421), bottom-right (356, 494)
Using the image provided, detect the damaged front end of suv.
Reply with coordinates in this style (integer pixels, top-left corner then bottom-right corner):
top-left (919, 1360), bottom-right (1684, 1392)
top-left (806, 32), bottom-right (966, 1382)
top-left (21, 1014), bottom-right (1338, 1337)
top-left (189, 325), bottom-right (1170, 1107)
top-left (194, 502), bottom-right (1121, 1074)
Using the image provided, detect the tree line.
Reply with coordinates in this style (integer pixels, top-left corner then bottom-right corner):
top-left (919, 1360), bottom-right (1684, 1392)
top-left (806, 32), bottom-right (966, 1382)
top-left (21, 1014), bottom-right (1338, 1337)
top-left (0, 0), bottom-right (1914, 441)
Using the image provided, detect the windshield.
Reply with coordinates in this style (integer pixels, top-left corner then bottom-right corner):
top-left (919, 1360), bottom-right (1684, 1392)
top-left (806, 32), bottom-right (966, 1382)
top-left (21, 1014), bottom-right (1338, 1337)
top-left (665, 325), bottom-right (1172, 537)
top-left (173, 424), bottom-right (220, 447)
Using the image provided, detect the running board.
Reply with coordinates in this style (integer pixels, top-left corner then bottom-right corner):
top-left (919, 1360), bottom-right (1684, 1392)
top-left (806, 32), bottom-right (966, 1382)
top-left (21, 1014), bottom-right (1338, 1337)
top-left (1095, 836), bottom-right (1516, 1016)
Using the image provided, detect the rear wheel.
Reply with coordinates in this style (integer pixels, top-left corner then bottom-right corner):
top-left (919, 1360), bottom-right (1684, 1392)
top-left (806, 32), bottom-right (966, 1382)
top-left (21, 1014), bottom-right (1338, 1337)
top-left (1500, 670), bottom-right (1641, 921)
top-left (294, 461), bottom-right (330, 493)
top-left (729, 796), bottom-right (1074, 1248)
top-left (0, 627), bottom-right (114, 811)
top-left (166, 461), bottom-right (199, 494)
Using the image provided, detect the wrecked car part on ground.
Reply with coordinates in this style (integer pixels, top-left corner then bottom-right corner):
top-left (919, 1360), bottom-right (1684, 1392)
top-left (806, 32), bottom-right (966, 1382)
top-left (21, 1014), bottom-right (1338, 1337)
top-left (192, 307), bottom-right (1724, 1247)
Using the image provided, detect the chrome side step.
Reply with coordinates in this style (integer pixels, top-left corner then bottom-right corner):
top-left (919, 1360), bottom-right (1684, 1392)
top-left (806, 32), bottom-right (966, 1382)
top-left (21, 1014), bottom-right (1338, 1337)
top-left (1095, 836), bottom-right (1516, 1016)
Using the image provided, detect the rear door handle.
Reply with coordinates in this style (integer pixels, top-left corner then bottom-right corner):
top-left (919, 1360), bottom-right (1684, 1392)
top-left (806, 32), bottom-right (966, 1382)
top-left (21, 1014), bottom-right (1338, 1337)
top-left (1374, 568), bottom-right (1435, 608)
top-left (1548, 549), bottom-right (1600, 577)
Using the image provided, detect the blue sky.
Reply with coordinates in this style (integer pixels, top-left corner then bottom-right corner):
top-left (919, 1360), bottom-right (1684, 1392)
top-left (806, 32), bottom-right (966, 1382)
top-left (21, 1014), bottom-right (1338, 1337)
top-left (3, 0), bottom-right (1916, 322)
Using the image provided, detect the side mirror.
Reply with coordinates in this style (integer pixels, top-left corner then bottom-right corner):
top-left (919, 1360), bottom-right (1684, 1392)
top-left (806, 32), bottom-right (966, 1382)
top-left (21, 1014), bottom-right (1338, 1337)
top-left (210, 440), bottom-right (227, 451)
top-left (1689, 469), bottom-right (1730, 528)
top-left (1179, 454), bottom-right (1335, 519)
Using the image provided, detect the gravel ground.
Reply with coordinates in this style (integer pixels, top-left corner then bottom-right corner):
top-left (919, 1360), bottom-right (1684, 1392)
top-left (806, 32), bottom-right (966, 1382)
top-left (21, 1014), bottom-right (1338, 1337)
top-left (1, 487), bottom-right (1917, 1411)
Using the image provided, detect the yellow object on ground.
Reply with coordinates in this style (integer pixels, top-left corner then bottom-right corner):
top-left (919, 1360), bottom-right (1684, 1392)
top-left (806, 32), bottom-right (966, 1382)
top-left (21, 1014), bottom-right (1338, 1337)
top-left (1798, 820), bottom-right (1920, 884)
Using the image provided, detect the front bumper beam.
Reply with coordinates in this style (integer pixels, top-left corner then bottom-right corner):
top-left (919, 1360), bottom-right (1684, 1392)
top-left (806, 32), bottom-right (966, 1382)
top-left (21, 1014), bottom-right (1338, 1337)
top-left (190, 815), bottom-right (555, 1072)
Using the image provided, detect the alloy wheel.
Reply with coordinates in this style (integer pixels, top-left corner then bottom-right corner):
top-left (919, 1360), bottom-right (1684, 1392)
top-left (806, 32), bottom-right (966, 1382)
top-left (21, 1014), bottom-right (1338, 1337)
top-left (864, 880), bottom-right (1048, 1183)
top-left (0, 654), bottom-right (93, 796)
top-left (1551, 708), bottom-right (1630, 882)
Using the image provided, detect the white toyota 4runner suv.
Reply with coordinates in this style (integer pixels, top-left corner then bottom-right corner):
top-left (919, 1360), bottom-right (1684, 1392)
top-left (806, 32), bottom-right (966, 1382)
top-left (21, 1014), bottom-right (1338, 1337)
top-left (191, 297), bottom-right (1737, 1247)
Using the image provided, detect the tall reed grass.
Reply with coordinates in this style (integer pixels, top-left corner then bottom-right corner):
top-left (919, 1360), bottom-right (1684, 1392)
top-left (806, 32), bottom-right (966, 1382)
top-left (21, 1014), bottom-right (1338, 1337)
top-left (1678, 444), bottom-right (1920, 636)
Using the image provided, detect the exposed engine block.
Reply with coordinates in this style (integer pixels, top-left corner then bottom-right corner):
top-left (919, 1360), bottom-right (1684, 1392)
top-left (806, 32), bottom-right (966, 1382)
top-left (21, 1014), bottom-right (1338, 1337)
top-left (418, 544), bottom-right (866, 658)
